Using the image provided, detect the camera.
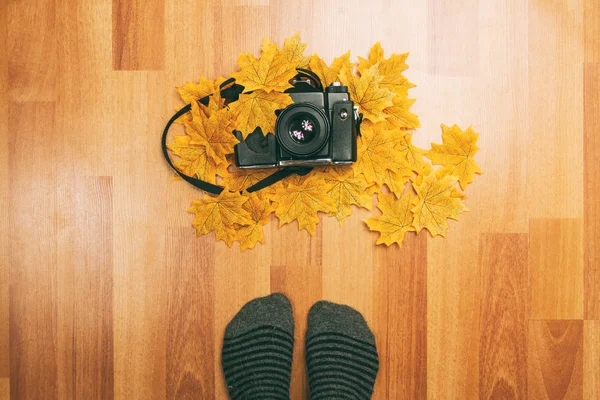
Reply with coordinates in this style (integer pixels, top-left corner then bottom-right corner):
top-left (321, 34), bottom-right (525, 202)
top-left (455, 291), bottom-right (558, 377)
top-left (234, 81), bottom-right (358, 168)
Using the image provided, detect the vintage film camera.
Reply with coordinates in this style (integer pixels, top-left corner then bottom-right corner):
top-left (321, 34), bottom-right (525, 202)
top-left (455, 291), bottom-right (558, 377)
top-left (234, 76), bottom-right (360, 169)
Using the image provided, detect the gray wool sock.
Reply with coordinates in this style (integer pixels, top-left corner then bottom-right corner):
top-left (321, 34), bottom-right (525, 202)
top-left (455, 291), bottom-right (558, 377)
top-left (222, 293), bottom-right (294, 400)
top-left (306, 301), bottom-right (379, 400)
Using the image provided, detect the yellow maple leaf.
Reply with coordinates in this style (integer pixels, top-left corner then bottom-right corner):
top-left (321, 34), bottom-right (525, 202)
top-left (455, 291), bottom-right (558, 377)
top-left (177, 77), bottom-right (216, 105)
top-left (358, 42), bottom-right (415, 96)
top-left (232, 37), bottom-right (298, 93)
top-left (315, 167), bottom-right (372, 225)
top-left (395, 132), bottom-right (427, 174)
top-left (353, 123), bottom-right (408, 185)
top-left (364, 192), bottom-right (416, 246)
top-left (229, 90), bottom-right (293, 138)
top-left (411, 172), bottom-right (468, 237)
top-left (410, 162), bottom-right (432, 186)
top-left (340, 64), bottom-right (395, 123)
top-left (278, 33), bottom-right (310, 68)
top-left (167, 135), bottom-right (225, 183)
top-left (357, 42), bottom-right (384, 72)
top-left (222, 168), bottom-right (275, 192)
top-left (426, 124), bottom-right (482, 190)
top-left (309, 51), bottom-right (354, 88)
top-left (271, 174), bottom-right (336, 235)
top-left (189, 191), bottom-right (252, 247)
top-left (184, 102), bottom-right (238, 162)
top-left (384, 95), bottom-right (420, 130)
top-left (233, 193), bottom-right (273, 251)
top-left (380, 169), bottom-right (413, 197)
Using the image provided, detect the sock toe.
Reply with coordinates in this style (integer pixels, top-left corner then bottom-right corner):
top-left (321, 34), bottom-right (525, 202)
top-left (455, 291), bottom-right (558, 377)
top-left (307, 300), bottom-right (376, 343)
top-left (224, 293), bottom-right (293, 339)
top-left (306, 300), bottom-right (379, 400)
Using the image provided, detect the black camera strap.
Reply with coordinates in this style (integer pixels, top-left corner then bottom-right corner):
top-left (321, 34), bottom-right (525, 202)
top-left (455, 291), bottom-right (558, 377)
top-left (161, 77), bottom-right (313, 195)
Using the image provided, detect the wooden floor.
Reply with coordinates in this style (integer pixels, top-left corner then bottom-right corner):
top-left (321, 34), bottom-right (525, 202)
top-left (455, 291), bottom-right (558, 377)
top-left (2, 0), bottom-right (600, 399)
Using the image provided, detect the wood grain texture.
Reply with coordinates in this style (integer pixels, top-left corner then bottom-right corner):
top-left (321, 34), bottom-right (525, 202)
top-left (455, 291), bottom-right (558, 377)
top-left (427, 215), bottom-right (481, 399)
top-left (270, 262), bottom-right (322, 399)
top-left (270, 220), bottom-right (323, 399)
top-left (7, 0), bottom-right (56, 101)
top-left (584, 64), bottom-right (600, 319)
top-left (585, 0), bottom-right (600, 63)
top-left (529, 219), bottom-right (584, 320)
top-left (479, 234), bottom-right (528, 400)
top-left (8, 102), bottom-right (59, 399)
top-left (528, 320), bottom-right (583, 400)
top-left (426, 0), bottom-right (479, 77)
top-left (372, 233), bottom-right (427, 400)
top-left (527, 0), bottom-right (584, 218)
top-left (584, 321), bottom-right (600, 400)
top-left (112, 0), bottom-right (165, 70)
top-left (112, 72), bottom-right (169, 399)
top-left (55, 177), bottom-right (114, 399)
top-left (3, 0), bottom-right (599, 398)
top-left (322, 211), bottom-right (373, 315)
top-left (166, 230), bottom-right (215, 399)
top-left (270, 265), bottom-right (322, 397)
top-left (55, 0), bottom-right (114, 177)
top-left (0, 0), bottom-right (9, 381)
top-left (213, 241), bottom-right (271, 399)
top-left (475, 0), bottom-right (529, 233)
top-left (0, 378), bottom-right (8, 400)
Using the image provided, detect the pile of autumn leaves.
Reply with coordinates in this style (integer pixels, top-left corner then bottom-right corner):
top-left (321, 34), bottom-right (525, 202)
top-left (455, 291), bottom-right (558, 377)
top-left (168, 34), bottom-right (482, 250)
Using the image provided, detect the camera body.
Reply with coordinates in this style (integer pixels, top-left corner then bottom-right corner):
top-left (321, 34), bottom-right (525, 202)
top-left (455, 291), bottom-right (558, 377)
top-left (234, 82), bottom-right (358, 168)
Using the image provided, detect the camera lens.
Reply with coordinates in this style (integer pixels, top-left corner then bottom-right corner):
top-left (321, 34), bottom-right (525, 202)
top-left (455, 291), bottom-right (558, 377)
top-left (276, 103), bottom-right (329, 157)
top-left (288, 114), bottom-right (319, 144)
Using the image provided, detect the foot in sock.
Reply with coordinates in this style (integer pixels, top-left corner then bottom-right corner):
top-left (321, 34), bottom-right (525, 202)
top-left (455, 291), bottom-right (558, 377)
top-left (221, 293), bottom-right (294, 400)
top-left (306, 301), bottom-right (379, 400)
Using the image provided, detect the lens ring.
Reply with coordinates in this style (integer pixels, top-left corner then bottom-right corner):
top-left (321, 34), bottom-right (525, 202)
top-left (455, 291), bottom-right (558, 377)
top-left (275, 103), bottom-right (330, 157)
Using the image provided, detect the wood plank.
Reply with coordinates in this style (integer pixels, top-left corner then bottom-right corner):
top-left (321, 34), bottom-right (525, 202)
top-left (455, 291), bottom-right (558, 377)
top-left (427, 215), bottom-right (480, 399)
top-left (112, 0), bottom-right (165, 70)
top-left (271, 220), bottom-right (323, 399)
top-left (7, 0), bottom-right (56, 101)
top-left (0, 1), bottom-right (8, 380)
top-left (371, 233), bottom-right (427, 400)
top-left (270, 264), bottom-right (322, 399)
top-left (166, 229), bottom-right (215, 398)
top-left (55, 0), bottom-right (114, 176)
top-left (164, 0), bottom-right (217, 85)
top-left (475, 0), bottom-right (529, 233)
top-left (528, 320), bottom-right (584, 400)
top-left (479, 233), bottom-right (528, 399)
top-left (426, 0), bottom-right (480, 77)
top-left (213, 240), bottom-right (272, 399)
top-left (585, 0), bottom-right (600, 63)
top-left (529, 219), bottom-right (584, 320)
top-left (0, 378), bottom-right (8, 399)
top-left (321, 210), bottom-right (373, 316)
top-left (584, 320), bottom-right (600, 400)
top-left (528, 0), bottom-right (584, 218)
top-left (8, 102), bottom-right (58, 399)
top-left (584, 64), bottom-right (600, 319)
top-left (218, 5), bottom-right (271, 77)
top-left (55, 177), bottom-right (114, 399)
top-left (112, 72), bottom-right (168, 399)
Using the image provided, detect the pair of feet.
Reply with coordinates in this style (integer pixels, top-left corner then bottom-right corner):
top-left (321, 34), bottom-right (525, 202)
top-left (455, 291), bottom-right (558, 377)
top-left (222, 293), bottom-right (379, 399)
